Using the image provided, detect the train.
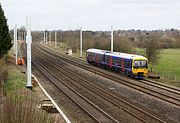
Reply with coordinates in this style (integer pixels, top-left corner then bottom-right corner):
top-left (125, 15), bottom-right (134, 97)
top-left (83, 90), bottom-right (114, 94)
top-left (86, 48), bottom-right (148, 79)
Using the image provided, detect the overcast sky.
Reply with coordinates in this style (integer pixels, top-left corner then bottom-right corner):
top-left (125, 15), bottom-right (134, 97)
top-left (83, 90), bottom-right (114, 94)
top-left (1, 0), bottom-right (180, 31)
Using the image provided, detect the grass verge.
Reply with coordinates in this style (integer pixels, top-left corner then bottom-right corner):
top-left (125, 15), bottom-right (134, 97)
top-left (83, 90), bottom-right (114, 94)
top-left (0, 56), bottom-right (55, 123)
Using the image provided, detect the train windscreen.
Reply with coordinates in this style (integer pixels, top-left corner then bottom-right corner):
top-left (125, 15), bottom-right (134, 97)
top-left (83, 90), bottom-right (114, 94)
top-left (134, 60), bottom-right (148, 68)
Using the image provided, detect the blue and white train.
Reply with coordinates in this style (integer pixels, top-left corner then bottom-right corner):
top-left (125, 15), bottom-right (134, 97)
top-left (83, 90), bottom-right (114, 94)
top-left (86, 48), bottom-right (148, 78)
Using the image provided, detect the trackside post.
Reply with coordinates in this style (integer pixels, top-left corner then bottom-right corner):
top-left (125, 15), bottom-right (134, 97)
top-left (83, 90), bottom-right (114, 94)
top-left (26, 16), bottom-right (32, 89)
top-left (80, 28), bottom-right (83, 58)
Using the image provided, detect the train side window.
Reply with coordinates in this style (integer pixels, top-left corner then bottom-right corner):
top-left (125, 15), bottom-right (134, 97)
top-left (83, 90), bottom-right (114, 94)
top-left (119, 58), bottom-right (122, 66)
top-left (124, 61), bottom-right (127, 68)
top-left (127, 60), bottom-right (130, 67)
top-left (112, 58), bottom-right (116, 64)
top-left (124, 60), bottom-right (130, 68)
top-left (105, 55), bottom-right (109, 62)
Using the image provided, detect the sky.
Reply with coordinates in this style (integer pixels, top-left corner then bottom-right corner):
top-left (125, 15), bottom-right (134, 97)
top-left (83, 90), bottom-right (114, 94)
top-left (1, 0), bottom-right (180, 31)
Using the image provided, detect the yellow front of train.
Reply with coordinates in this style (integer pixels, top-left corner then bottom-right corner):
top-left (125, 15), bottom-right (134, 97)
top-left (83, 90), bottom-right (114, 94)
top-left (132, 56), bottom-right (148, 78)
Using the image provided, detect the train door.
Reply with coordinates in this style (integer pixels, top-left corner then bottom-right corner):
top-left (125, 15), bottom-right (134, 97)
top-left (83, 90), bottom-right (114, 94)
top-left (109, 56), bottom-right (112, 68)
top-left (122, 58), bottom-right (124, 72)
top-left (96, 54), bottom-right (99, 65)
top-left (102, 53), bottom-right (105, 62)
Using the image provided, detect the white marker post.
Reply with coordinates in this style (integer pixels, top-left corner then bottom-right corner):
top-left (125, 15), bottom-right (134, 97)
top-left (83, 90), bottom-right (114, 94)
top-left (14, 25), bottom-right (18, 65)
top-left (111, 25), bottom-right (113, 52)
top-left (80, 28), bottom-right (83, 58)
top-left (26, 17), bottom-right (32, 89)
top-left (55, 31), bottom-right (57, 48)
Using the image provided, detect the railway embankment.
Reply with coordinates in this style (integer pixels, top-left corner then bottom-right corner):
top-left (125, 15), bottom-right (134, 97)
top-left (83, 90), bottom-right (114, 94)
top-left (0, 54), bottom-right (64, 123)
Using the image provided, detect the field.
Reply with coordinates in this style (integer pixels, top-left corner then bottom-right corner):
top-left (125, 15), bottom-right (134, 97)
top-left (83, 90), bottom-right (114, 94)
top-left (135, 48), bottom-right (180, 86)
top-left (151, 49), bottom-right (180, 86)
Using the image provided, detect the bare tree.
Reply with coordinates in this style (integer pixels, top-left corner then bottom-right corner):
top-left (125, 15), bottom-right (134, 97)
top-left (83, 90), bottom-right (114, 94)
top-left (145, 34), bottom-right (160, 65)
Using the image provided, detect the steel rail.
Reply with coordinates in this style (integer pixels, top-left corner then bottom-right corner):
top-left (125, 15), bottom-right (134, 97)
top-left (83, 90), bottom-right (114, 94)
top-left (32, 56), bottom-right (119, 123)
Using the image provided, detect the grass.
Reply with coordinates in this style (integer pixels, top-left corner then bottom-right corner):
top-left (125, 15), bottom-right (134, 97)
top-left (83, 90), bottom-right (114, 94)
top-left (44, 41), bottom-right (87, 60)
top-left (0, 55), bottom-right (55, 123)
top-left (151, 49), bottom-right (180, 87)
top-left (134, 48), bottom-right (180, 87)
top-left (134, 47), bottom-right (146, 56)
top-left (46, 42), bottom-right (69, 53)
top-left (4, 64), bottom-right (26, 92)
top-left (72, 50), bottom-right (87, 60)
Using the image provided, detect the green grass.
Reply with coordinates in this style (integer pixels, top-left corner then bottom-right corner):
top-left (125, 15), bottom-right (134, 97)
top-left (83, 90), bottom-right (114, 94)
top-left (134, 48), bottom-right (180, 87)
top-left (152, 49), bottom-right (180, 86)
top-left (45, 42), bottom-right (87, 60)
top-left (47, 42), bottom-right (69, 52)
top-left (72, 50), bottom-right (87, 60)
top-left (5, 64), bottom-right (26, 92)
top-left (134, 47), bottom-right (145, 56)
top-left (154, 49), bottom-right (180, 76)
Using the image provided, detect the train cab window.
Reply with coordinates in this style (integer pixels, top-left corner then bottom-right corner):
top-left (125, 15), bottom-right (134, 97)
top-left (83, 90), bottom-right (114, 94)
top-left (134, 60), bottom-right (147, 68)
top-left (134, 61), bottom-right (140, 67)
top-left (141, 60), bottom-right (147, 67)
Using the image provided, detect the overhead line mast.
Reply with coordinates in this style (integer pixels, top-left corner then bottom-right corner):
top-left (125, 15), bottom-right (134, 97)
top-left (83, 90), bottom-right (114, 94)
top-left (26, 16), bottom-right (32, 89)
top-left (111, 25), bottom-right (114, 52)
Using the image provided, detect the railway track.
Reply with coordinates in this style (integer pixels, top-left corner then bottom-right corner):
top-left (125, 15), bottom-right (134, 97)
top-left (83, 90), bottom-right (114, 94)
top-left (32, 46), bottom-right (175, 123)
top-left (32, 56), bottom-right (119, 123)
top-left (36, 43), bottom-right (180, 107)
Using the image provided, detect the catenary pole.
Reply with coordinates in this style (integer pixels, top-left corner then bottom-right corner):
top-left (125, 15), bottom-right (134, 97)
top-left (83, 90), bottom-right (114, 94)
top-left (55, 31), bottom-right (57, 48)
top-left (13, 26), bottom-right (16, 51)
top-left (14, 25), bottom-right (18, 65)
top-left (24, 31), bottom-right (26, 41)
top-left (26, 16), bottom-right (32, 89)
top-left (80, 28), bottom-right (82, 58)
top-left (49, 31), bottom-right (51, 45)
top-left (44, 31), bottom-right (45, 44)
top-left (13, 28), bottom-right (15, 50)
top-left (45, 30), bottom-right (48, 45)
top-left (111, 25), bottom-right (113, 52)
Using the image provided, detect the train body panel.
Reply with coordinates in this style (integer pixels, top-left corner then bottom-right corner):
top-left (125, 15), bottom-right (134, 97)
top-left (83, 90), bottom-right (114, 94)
top-left (86, 48), bottom-right (148, 79)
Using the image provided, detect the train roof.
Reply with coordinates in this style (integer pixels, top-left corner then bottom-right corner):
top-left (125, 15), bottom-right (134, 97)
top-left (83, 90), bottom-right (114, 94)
top-left (106, 51), bottom-right (147, 60)
top-left (87, 48), bottom-right (147, 60)
top-left (86, 48), bottom-right (109, 54)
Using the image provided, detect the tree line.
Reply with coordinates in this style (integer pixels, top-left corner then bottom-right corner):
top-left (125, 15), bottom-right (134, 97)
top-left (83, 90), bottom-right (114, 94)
top-left (9, 28), bottom-right (180, 64)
